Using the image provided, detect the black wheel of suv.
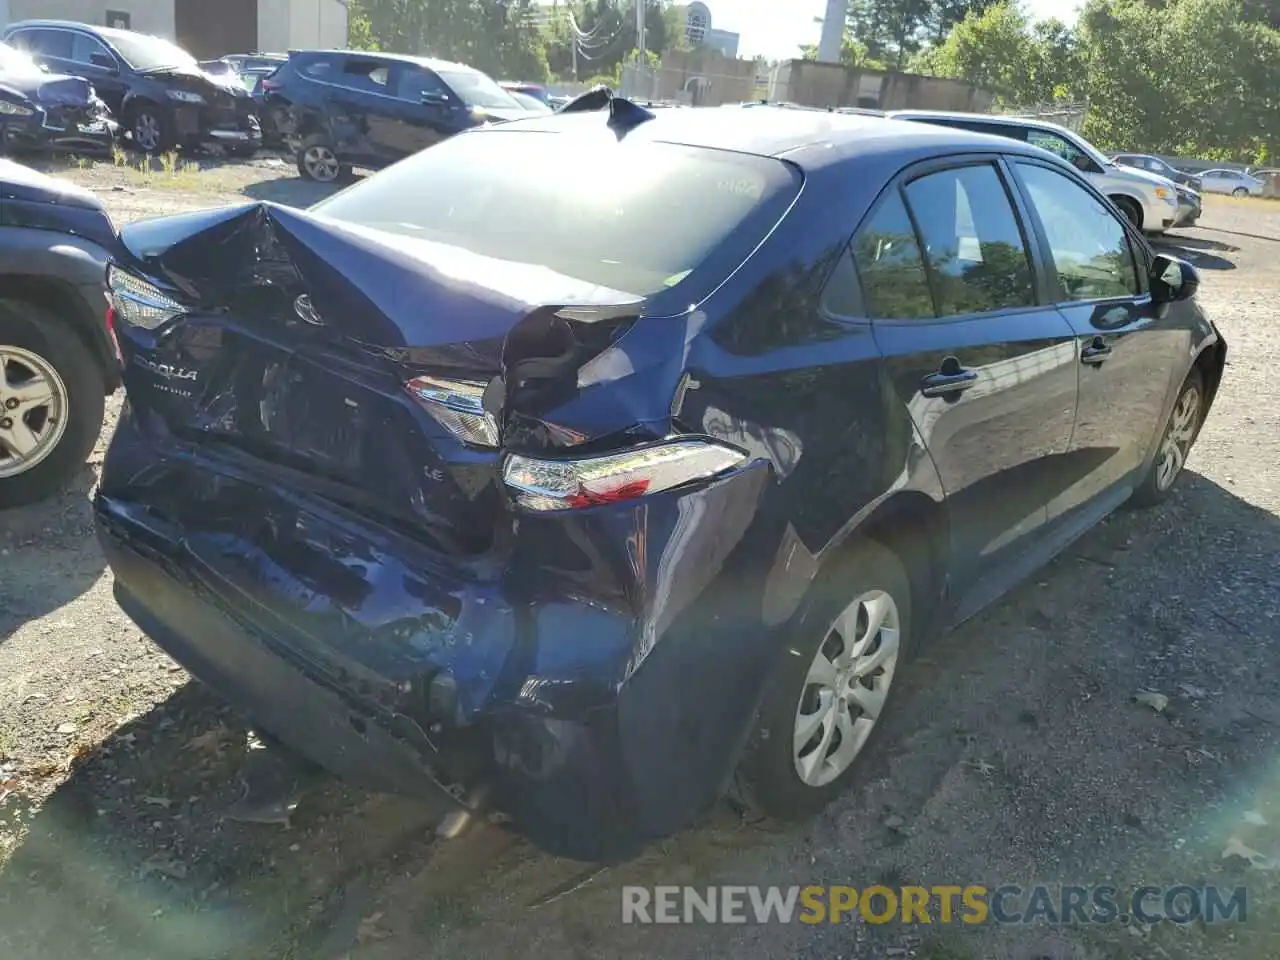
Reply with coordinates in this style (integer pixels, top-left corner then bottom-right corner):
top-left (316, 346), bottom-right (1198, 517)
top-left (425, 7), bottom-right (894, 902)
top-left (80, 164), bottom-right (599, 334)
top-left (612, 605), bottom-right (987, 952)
top-left (0, 300), bottom-right (106, 508)
top-left (297, 137), bottom-right (349, 183)
top-left (129, 104), bottom-right (170, 153)
top-left (1129, 368), bottom-right (1205, 509)
top-left (733, 540), bottom-right (912, 820)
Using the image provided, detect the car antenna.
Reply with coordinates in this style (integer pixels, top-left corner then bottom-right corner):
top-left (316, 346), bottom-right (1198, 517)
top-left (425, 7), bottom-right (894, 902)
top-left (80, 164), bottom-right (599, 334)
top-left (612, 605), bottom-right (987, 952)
top-left (559, 85), bottom-right (655, 134)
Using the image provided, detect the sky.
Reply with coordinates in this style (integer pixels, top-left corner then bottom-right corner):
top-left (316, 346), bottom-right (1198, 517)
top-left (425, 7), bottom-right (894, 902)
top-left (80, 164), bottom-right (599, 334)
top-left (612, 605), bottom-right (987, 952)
top-left (716, 0), bottom-right (1084, 62)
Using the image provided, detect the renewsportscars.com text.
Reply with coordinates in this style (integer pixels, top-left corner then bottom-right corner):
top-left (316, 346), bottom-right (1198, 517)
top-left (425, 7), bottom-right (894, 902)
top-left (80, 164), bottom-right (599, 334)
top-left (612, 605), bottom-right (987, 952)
top-left (621, 884), bottom-right (1247, 926)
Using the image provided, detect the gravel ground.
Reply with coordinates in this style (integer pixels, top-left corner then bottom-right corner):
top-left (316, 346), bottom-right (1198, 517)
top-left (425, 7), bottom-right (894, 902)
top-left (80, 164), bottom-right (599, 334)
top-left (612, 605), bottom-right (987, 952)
top-left (1, 162), bottom-right (1278, 960)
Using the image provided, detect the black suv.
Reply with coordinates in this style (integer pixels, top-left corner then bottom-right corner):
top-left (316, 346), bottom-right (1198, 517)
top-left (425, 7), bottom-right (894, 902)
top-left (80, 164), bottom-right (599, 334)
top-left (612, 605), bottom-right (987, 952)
top-left (258, 50), bottom-right (528, 182)
top-left (3, 20), bottom-right (261, 154)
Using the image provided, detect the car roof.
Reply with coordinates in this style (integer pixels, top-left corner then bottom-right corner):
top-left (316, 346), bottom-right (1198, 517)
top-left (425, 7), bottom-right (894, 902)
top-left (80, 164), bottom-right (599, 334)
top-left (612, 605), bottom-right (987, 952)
top-left (2, 20), bottom-right (176, 45)
top-left (886, 109), bottom-right (1081, 138)
top-left (288, 48), bottom-right (477, 73)
top-left (491, 103), bottom-right (1056, 173)
top-left (5, 19), bottom-right (109, 33)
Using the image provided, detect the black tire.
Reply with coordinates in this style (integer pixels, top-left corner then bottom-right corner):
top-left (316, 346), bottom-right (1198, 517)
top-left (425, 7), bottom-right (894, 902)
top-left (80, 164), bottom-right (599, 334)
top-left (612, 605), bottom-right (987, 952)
top-left (733, 540), bottom-right (913, 820)
top-left (1232, 187), bottom-right (1248, 197)
top-left (296, 136), bottom-right (350, 183)
top-left (0, 300), bottom-right (106, 508)
top-left (128, 102), bottom-right (170, 153)
top-left (1129, 367), bottom-right (1205, 509)
top-left (1112, 196), bottom-right (1143, 230)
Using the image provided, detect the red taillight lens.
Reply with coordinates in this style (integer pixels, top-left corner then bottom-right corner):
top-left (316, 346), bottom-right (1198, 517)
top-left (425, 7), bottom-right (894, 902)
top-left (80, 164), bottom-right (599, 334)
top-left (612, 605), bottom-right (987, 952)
top-left (503, 439), bottom-right (748, 512)
top-left (104, 300), bottom-right (122, 363)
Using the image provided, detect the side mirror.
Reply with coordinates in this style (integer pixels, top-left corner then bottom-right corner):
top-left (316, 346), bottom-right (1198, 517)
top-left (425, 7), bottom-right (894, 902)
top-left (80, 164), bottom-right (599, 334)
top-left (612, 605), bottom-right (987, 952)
top-left (1150, 254), bottom-right (1199, 304)
top-left (89, 53), bottom-right (118, 72)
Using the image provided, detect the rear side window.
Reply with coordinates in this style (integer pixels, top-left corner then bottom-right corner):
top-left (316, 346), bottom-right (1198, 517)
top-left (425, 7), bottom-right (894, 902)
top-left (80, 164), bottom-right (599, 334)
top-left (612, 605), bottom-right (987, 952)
top-left (338, 58), bottom-right (389, 93)
top-left (299, 55), bottom-right (336, 79)
top-left (851, 193), bottom-right (935, 320)
top-left (16, 28), bottom-right (74, 58)
top-left (904, 164), bottom-right (1035, 316)
top-left (312, 131), bottom-right (802, 303)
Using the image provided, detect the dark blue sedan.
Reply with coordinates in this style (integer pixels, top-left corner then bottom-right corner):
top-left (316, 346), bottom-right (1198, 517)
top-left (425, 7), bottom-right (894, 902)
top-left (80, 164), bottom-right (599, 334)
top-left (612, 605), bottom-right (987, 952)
top-left (95, 96), bottom-right (1225, 862)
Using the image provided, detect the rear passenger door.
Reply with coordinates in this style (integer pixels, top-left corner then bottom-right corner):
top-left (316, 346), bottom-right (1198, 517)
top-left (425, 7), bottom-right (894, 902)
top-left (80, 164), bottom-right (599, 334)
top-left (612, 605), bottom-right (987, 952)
top-left (1008, 158), bottom-right (1184, 527)
top-left (302, 56), bottom-right (391, 167)
top-left (859, 158), bottom-right (1080, 620)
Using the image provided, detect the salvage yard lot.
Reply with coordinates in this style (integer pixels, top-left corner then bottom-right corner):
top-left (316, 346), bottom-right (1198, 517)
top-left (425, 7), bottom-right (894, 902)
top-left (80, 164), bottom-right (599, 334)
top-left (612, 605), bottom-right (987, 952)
top-left (1, 160), bottom-right (1279, 960)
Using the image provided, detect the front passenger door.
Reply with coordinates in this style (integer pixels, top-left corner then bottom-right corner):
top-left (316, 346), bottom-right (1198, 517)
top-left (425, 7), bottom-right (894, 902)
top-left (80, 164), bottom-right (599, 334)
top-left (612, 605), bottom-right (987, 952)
top-left (1010, 159), bottom-right (1187, 529)
top-left (67, 32), bottom-right (128, 116)
top-left (862, 159), bottom-right (1080, 619)
top-left (379, 65), bottom-right (456, 158)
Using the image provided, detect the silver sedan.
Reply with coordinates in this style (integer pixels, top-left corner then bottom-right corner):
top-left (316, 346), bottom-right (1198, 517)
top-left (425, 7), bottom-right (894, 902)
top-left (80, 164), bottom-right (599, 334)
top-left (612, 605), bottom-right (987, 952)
top-left (1198, 168), bottom-right (1266, 196)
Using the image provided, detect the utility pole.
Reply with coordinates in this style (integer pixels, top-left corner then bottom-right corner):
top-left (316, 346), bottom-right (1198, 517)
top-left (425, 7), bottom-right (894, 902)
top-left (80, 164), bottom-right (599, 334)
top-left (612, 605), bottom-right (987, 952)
top-left (636, 0), bottom-right (646, 63)
top-left (817, 0), bottom-right (849, 63)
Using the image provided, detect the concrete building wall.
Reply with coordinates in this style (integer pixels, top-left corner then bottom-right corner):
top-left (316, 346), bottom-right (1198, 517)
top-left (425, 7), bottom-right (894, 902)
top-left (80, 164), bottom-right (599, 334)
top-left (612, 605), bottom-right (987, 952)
top-left (5, 0), bottom-right (176, 38)
top-left (640, 48), bottom-right (756, 106)
top-left (768, 59), bottom-right (994, 114)
top-left (287, 0), bottom-right (346, 50)
top-left (257, 0), bottom-right (289, 51)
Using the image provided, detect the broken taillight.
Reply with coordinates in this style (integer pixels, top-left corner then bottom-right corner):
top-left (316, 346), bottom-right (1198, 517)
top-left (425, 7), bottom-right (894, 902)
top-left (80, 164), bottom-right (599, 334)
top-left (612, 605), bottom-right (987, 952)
top-left (405, 376), bottom-right (499, 448)
top-left (103, 297), bottom-right (123, 363)
top-left (107, 266), bottom-right (186, 331)
top-left (502, 439), bottom-right (747, 511)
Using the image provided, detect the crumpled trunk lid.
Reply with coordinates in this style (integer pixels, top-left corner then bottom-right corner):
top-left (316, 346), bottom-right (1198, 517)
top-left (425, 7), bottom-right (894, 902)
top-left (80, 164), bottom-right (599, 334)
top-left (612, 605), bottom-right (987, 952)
top-left (114, 201), bottom-right (649, 551)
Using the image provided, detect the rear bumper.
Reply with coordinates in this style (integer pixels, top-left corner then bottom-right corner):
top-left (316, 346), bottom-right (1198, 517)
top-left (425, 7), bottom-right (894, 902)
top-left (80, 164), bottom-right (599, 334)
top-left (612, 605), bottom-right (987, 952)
top-left (95, 416), bottom-right (779, 860)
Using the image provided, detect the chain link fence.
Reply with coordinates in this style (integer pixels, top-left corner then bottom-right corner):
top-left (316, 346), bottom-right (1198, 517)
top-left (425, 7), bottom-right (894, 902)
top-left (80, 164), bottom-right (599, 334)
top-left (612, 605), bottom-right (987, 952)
top-left (993, 101), bottom-right (1091, 133)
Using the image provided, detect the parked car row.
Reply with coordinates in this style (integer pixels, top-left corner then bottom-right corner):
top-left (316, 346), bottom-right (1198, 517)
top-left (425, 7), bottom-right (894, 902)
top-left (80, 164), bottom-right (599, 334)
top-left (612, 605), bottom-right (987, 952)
top-left (2, 19), bottom-right (261, 154)
top-left (257, 50), bottom-right (556, 181)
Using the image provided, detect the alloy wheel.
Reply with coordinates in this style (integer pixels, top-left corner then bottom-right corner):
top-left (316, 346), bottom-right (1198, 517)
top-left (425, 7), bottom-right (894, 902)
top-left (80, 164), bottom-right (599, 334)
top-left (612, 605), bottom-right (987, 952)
top-left (1155, 383), bottom-right (1201, 492)
top-left (134, 112), bottom-right (161, 151)
top-left (1232, 187), bottom-right (1248, 197)
top-left (0, 346), bottom-right (70, 480)
top-left (303, 145), bottom-right (340, 182)
top-left (793, 589), bottom-right (901, 788)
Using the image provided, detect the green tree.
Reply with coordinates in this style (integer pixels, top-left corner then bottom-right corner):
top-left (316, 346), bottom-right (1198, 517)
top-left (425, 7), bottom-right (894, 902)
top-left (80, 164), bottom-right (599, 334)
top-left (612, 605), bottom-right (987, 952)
top-left (347, 0), bottom-right (381, 50)
top-left (909, 1), bottom-right (1043, 100)
top-left (356, 0), bottom-right (551, 80)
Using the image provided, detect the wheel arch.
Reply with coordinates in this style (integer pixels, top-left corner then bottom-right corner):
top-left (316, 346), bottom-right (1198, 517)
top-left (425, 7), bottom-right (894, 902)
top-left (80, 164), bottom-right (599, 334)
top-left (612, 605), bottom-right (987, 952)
top-left (824, 487), bottom-right (950, 644)
top-left (0, 233), bottom-right (119, 393)
top-left (1107, 192), bottom-right (1144, 227)
top-left (1192, 336), bottom-right (1227, 416)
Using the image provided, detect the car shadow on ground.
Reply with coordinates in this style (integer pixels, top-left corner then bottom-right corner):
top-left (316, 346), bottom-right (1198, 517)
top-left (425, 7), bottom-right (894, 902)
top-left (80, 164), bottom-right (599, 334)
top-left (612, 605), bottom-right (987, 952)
top-left (0, 467), bottom-right (107, 645)
top-left (1153, 235), bottom-right (1237, 271)
top-left (1, 472), bottom-right (1278, 960)
top-left (241, 176), bottom-right (351, 210)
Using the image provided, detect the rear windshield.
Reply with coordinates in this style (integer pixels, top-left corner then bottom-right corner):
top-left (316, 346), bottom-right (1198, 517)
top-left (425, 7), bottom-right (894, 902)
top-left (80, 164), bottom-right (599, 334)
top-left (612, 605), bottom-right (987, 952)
top-left (312, 130), bottom-right (802, 302)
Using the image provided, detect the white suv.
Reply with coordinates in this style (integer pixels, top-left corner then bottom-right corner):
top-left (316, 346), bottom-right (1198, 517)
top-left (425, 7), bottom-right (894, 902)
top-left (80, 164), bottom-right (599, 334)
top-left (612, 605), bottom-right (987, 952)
top-left (885, 111), bottom-right (1180, 234)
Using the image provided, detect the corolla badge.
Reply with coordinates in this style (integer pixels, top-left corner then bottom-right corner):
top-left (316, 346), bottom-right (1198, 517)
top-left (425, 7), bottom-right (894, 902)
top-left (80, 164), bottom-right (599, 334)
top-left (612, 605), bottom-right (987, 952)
top-left (294, 294), bottom-right (325, 326)
top-left (135, 356), bottom-right (198, 381)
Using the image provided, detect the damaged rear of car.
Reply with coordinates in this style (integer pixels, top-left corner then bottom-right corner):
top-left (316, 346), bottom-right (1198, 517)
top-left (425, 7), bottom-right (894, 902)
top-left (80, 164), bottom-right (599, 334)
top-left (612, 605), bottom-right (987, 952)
top-left (98, 111), bottom-right (815, 859)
